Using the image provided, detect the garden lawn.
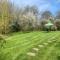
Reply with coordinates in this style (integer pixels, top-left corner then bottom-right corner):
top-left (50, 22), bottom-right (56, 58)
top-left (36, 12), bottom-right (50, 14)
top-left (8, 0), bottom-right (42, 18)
top-left (0, 31), bottom-right (60, 60)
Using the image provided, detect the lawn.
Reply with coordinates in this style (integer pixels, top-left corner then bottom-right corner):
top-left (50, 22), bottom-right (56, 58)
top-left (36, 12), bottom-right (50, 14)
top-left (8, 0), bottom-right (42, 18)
top-left (0, 31), bottom-right (60, 60)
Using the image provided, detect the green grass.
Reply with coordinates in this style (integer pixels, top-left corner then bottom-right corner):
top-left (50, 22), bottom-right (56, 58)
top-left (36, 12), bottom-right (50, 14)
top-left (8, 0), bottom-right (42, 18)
top-left (0, 31), bottom-right (60, 60)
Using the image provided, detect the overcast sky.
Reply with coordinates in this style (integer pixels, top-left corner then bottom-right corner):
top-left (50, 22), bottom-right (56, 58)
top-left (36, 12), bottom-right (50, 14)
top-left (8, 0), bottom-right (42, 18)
top-left (9, 0), bottom-right (60, 15)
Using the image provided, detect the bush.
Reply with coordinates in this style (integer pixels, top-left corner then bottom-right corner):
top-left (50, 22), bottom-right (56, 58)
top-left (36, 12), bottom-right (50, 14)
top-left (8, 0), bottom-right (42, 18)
top-left (10, 21), bottom-right (21, 32)
top-left (55, 20), bottom-right (60, 30)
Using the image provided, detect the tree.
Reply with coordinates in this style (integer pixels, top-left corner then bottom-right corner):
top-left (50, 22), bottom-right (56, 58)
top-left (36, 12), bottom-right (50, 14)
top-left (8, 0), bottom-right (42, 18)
top-left (40, 20), bottom-right (47, 31)
top-left (0, 0), bottom-right (14, 34)
top-left (17, 5), bottom-right (39, 31)
top-left (24, 5), bottom-right (39, 15)
top-left (0, 0), bottom-right (19, 34)
top-left (41, 11), bottom-right (52, 20)
top-left (54, 20), bottom-right (60, 30)
top-left (44, 20), bottom-right (53, 31)
top-left (56, 10), bottom-right (60, 19)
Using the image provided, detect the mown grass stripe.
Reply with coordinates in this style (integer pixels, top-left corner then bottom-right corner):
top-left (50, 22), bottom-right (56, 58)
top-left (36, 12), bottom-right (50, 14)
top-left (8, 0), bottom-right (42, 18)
top-left (0, 32), bottom-right (60, 60)
top-left (13, 32), bottom-right (56, 60)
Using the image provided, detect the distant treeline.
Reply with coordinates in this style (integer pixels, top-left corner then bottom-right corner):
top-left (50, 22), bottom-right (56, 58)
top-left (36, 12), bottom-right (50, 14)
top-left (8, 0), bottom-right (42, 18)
top-left (0, 0), bottom-right (60, 34)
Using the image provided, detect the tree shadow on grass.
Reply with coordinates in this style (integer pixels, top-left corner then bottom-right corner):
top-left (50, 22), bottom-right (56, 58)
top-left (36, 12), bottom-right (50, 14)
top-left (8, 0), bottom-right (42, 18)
top-left (57, 56), bottom-right (60, 60)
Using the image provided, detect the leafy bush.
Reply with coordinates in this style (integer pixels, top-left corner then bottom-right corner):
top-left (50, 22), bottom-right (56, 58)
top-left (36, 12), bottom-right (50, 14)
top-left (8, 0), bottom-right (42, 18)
top-left (10, 21), bottom-right (21, 32)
